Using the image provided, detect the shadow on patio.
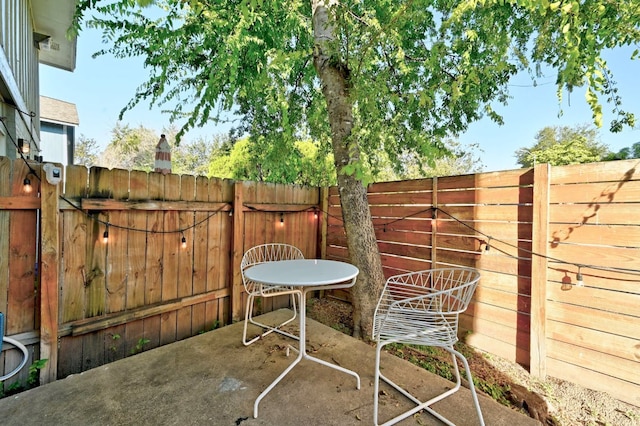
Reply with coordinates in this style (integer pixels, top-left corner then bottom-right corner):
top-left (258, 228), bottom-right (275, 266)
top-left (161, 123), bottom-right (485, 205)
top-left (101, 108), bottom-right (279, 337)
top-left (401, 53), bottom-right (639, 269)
top-left (0, 310), bottom-right (538, 425)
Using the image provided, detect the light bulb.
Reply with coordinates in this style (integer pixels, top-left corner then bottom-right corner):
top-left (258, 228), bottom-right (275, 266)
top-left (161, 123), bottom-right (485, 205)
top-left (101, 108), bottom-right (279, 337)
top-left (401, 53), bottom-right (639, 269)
top-left (181, 235), bottom-right (187, 249)
top-left (280, 213), bottom-right (284, 227)
top-left (23, 177), bottom-right (32, 193)
top-left (18, 138), bottom-right (30, 154)
top-left (576, 269), bottom-right (584, 287)
top-left (102, 229), bottom-right (109, 244)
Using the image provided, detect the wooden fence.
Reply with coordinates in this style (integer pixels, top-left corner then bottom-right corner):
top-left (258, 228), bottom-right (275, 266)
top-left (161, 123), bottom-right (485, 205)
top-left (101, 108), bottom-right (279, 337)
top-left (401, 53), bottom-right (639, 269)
top-left (1, 156), bottom-right (639, 406)
top-left (327, 159), bottom-right (640, 407)
top-left (0, 159), bottom-right (321, 386)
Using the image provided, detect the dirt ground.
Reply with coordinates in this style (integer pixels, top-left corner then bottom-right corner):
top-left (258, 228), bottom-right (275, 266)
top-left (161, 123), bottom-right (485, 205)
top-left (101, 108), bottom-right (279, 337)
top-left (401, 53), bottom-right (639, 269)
top-left (306, 297), bottom-right (640, 426)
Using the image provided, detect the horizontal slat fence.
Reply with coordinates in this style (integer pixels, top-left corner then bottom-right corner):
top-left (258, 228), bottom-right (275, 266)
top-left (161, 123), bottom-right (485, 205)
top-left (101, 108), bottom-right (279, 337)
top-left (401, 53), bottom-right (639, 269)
top-left (2, 156), bottom-right (639, 407)
top-left (326, 159), bottom-right (640, 407)
top-left (544, 160), bottom-right (640, 407)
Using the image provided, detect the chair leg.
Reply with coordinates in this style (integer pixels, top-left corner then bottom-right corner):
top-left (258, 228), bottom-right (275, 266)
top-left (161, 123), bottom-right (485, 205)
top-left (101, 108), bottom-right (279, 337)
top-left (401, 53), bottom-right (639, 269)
top-left (242, 294), bottom-right (260, 346)
top-left (242, 293), bottom-right (300, 346)
top-left (451, 347), bottom-right (485, 426)
top-left (373, 342), bottom-right (382, 426)
top-left (374, 342), bottom-right (485, 426)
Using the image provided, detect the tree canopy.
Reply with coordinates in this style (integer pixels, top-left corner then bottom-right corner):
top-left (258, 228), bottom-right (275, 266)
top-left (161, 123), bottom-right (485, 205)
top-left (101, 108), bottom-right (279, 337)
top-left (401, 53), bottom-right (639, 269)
top-left (515, 124), bottom-right (609, 167)
top-left (72, 0), bottom-right (640, 338)
top-left (604, 141), bottom-right (640, 161)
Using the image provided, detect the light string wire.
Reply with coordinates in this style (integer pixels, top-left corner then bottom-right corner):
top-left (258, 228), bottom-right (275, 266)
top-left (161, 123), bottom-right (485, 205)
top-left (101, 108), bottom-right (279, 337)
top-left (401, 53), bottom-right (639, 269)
top-left (5, 132), bottom-right (229, 237)
top-left (59, 193), bottom-right (230, 235)
top-left (301, 203), bottom-right (640, 280)
top-left (7, 136), bottom-right (639, 280)
top-left (433, 207), bottom-right (640, 279)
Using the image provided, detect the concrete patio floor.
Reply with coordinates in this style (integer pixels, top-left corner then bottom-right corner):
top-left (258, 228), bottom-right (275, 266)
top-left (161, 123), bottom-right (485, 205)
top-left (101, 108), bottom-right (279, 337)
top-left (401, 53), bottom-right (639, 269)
top-left (0, 310), bottom-right (539, 425)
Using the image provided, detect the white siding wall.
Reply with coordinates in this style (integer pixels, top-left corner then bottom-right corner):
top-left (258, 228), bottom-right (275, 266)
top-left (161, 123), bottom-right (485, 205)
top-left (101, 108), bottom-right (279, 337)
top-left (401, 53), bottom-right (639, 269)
top-left (0, 0), bottom-right (41, 159)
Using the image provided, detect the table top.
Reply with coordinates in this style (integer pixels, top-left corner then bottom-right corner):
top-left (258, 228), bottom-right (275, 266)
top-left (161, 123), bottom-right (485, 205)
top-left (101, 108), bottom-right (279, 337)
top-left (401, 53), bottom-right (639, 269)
top-left (244, 259), bottom-right (359, 287)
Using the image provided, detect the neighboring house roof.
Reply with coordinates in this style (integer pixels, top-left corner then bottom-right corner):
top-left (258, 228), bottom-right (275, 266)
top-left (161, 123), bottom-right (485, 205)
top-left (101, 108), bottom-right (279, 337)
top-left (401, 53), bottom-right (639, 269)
top-left (40, 96), bottom-right (79, 126)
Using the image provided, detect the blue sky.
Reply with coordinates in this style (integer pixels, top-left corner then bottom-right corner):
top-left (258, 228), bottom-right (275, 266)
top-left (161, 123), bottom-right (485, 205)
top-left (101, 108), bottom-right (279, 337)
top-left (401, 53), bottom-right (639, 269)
top-left (40, 27), bottom-right (639, 173)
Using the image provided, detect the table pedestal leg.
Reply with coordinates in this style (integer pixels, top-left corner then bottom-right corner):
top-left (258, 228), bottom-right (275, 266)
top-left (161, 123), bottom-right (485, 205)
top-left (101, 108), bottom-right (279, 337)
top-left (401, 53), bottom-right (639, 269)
top-left (253, 290), bottom-right (361, 418)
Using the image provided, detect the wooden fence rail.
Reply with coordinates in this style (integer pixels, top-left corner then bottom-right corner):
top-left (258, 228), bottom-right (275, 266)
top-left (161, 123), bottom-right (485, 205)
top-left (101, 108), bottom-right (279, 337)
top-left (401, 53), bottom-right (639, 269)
top-left (1, 156), bottom-right (638, 407)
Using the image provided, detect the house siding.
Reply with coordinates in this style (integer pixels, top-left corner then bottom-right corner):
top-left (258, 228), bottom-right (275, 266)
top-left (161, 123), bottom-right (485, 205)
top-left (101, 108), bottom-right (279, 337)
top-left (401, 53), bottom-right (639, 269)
top-left (0, 0), bottom-right (41, 159)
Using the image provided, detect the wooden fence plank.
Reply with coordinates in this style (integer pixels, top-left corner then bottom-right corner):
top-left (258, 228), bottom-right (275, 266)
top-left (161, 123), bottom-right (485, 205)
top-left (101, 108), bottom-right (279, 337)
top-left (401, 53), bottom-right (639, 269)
top-left (191, 176), bottom-right (209, 334)
top-left (548, 202), bottom-right (640, 225)
top-left (58, 165), bottom-right (89, 376)
top-left (106, 168), bottom-right (129, 314)
top-left (530, 163), bottom-right (549, 378)
top-left (547, 301), bottom-right (640, 340)
top-left (547, 358), bottom-right (640, 407)
top-left (231, 181), bottom-right (245, 322)
top-left (124, 170), bottom-right (149, 357)
top-left (547, 320), bottom-right (639, 362)
top-left (143, 172), bottom-right (164, 348)
top-left (160, 174), bottom-right (181, 345)
top-left (177, 174), bottom-right (196, 340)
top-left (549, 158), bottom-right (639, 185)
top-left (39, 165), bottom-right (60, 384)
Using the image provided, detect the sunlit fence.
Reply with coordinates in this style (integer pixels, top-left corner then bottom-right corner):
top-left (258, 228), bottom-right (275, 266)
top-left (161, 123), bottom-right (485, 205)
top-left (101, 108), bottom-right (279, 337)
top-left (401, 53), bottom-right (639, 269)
top-left (1, 156), bottom-right (638, 406)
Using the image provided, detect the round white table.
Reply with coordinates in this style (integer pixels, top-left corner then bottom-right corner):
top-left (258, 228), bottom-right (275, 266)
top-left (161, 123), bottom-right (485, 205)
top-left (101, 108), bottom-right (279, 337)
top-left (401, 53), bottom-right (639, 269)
top-left (244, 259), bottom-right (361, 418)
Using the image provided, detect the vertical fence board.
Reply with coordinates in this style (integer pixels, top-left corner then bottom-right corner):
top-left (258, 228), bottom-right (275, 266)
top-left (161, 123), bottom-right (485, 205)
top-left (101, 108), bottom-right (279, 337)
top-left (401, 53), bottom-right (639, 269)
top-left (58, 165), bottom-right (89, 377)
top-left (106, 169), bottom-right (129, 314)
top-left (143, 172), bottom-right (163, 349)
top-left (39, 163), bottom-right (59, 384)
top-left (159, 174), bottom-right (181, 345)
top-left (122, 170), bottom-right (149, 356)
top-left (176, 175), bottom-right (195, 340)
top-left (126, 171), bottom-right (149, 311)
top-left (231, 181), bottom-right (245, 322)
top-left (61, 166), bottom-right (89, 323)
top-left (85, 167), bottom-right (108, 319)
top-left (190, 176), bottom-right (208, 334)
top-left (205, 179), bottom-right (222, 328)
top-left (530, 163), bottom-right (550, 377)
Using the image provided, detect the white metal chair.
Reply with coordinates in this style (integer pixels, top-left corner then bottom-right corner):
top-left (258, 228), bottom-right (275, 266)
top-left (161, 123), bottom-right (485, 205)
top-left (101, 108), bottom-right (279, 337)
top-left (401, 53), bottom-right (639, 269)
top-left (1, 312), bottom-right (29, 381)
top-left (372, 267), bottom-right (485, 426)
top-left (241, 243), bottom-right (304, 346)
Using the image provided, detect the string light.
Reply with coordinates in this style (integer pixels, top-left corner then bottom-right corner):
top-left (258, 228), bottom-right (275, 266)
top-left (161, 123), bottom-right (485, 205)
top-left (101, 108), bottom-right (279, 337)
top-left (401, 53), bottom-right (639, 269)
top-left (40, 190), bottom-right (639, 283)
top-left (23, 177), bottom-right (32, 193)
top-left (485, 238), bottom-right (491, 252)
top-left (103, 224), bottom-right (110, 244)
top-left (576, 266), bottom-right (584, 287)
top-left (18, 138), bottom-right (30, 154)
top-left (181, 233), bottom-right (187, 249)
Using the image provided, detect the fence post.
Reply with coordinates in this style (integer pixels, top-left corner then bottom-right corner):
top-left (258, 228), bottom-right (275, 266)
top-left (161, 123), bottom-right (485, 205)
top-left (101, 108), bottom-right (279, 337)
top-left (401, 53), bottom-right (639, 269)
top-left (530, 163), bottom-right (550, 378)
top-left (230, 181), bottom-right (245, 322)
top-left (40, 166), bottom-right (61, 383)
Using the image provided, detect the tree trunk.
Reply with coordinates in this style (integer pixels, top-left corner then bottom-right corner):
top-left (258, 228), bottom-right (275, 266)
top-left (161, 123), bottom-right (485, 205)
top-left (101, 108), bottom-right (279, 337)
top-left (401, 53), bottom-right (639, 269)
top-left (311, 0), bottom-right (385, 339)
